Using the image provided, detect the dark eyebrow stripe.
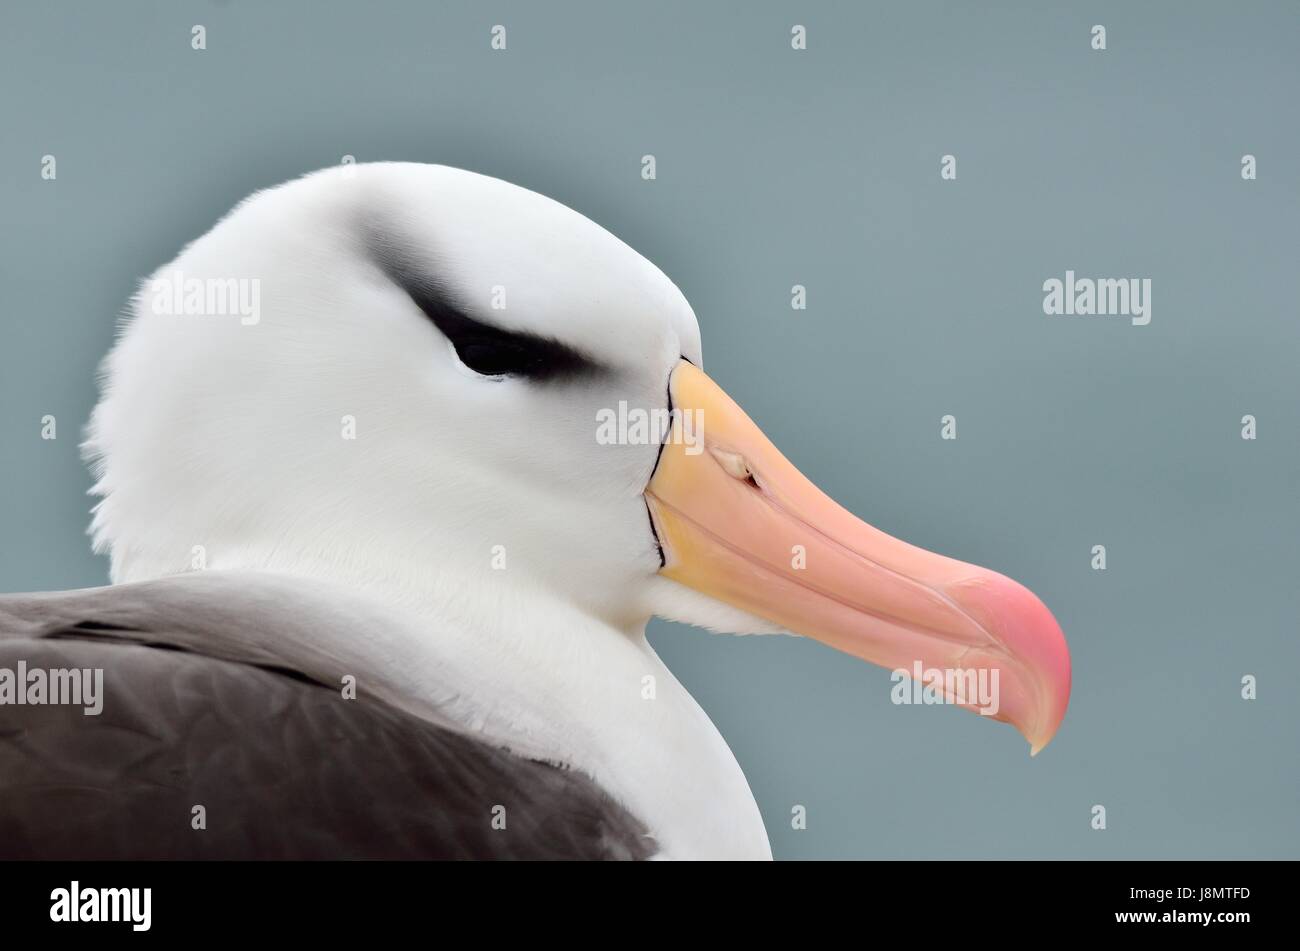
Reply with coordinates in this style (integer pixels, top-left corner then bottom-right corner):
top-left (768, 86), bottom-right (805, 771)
top-left (367, 238), bottom-right (605, 382)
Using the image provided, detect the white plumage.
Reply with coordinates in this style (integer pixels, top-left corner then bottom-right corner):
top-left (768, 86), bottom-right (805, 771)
top-left (84, 163), bottom-right (778, 859)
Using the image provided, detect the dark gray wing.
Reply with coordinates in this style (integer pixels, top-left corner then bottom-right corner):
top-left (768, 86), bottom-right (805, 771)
top-left (0, 574), bottom-right (655, 860)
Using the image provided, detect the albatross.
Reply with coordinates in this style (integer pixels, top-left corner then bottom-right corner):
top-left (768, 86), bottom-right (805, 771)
top-left (0, 163), bottom-right (1071, 860)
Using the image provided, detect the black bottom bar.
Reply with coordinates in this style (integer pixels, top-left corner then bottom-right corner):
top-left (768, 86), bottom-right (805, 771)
top-left (0, 859), bottom-right (1283, 938)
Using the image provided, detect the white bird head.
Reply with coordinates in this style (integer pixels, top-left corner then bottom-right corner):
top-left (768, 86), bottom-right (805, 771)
top-left (85, 162), bottom-right (1070, 758)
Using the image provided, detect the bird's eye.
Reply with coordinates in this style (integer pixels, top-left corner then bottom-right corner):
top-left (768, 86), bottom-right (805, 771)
top-left (448, 335), bottom-right (541, 378)
top-left (374, 255), bottom-right (603, 382)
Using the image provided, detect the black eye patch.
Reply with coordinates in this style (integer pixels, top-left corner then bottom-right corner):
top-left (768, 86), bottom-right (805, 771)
top-left (417, 296), bottom-right (598, 380)
top-left (369, 238), bottom-right (604, 383)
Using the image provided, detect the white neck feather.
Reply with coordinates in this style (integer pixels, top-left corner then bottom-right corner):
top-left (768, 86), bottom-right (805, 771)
top-left (183, 559), bottom-right (773, 860)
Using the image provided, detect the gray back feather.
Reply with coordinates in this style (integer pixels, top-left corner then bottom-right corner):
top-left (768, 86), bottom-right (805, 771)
top-left (0, 573), bottom-right (655, 860)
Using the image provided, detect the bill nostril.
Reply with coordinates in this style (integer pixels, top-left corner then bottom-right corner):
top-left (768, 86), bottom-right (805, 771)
top-left (709, 447), bottom-right (760, 488)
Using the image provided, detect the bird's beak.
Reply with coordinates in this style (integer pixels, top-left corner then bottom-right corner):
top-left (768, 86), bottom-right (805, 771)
top-left (645, 360), bottom-right (1071, 754)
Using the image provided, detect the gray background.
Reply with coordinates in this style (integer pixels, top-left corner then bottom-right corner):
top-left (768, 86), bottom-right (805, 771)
top-left (2, 1), bottom-right (1297, 859)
